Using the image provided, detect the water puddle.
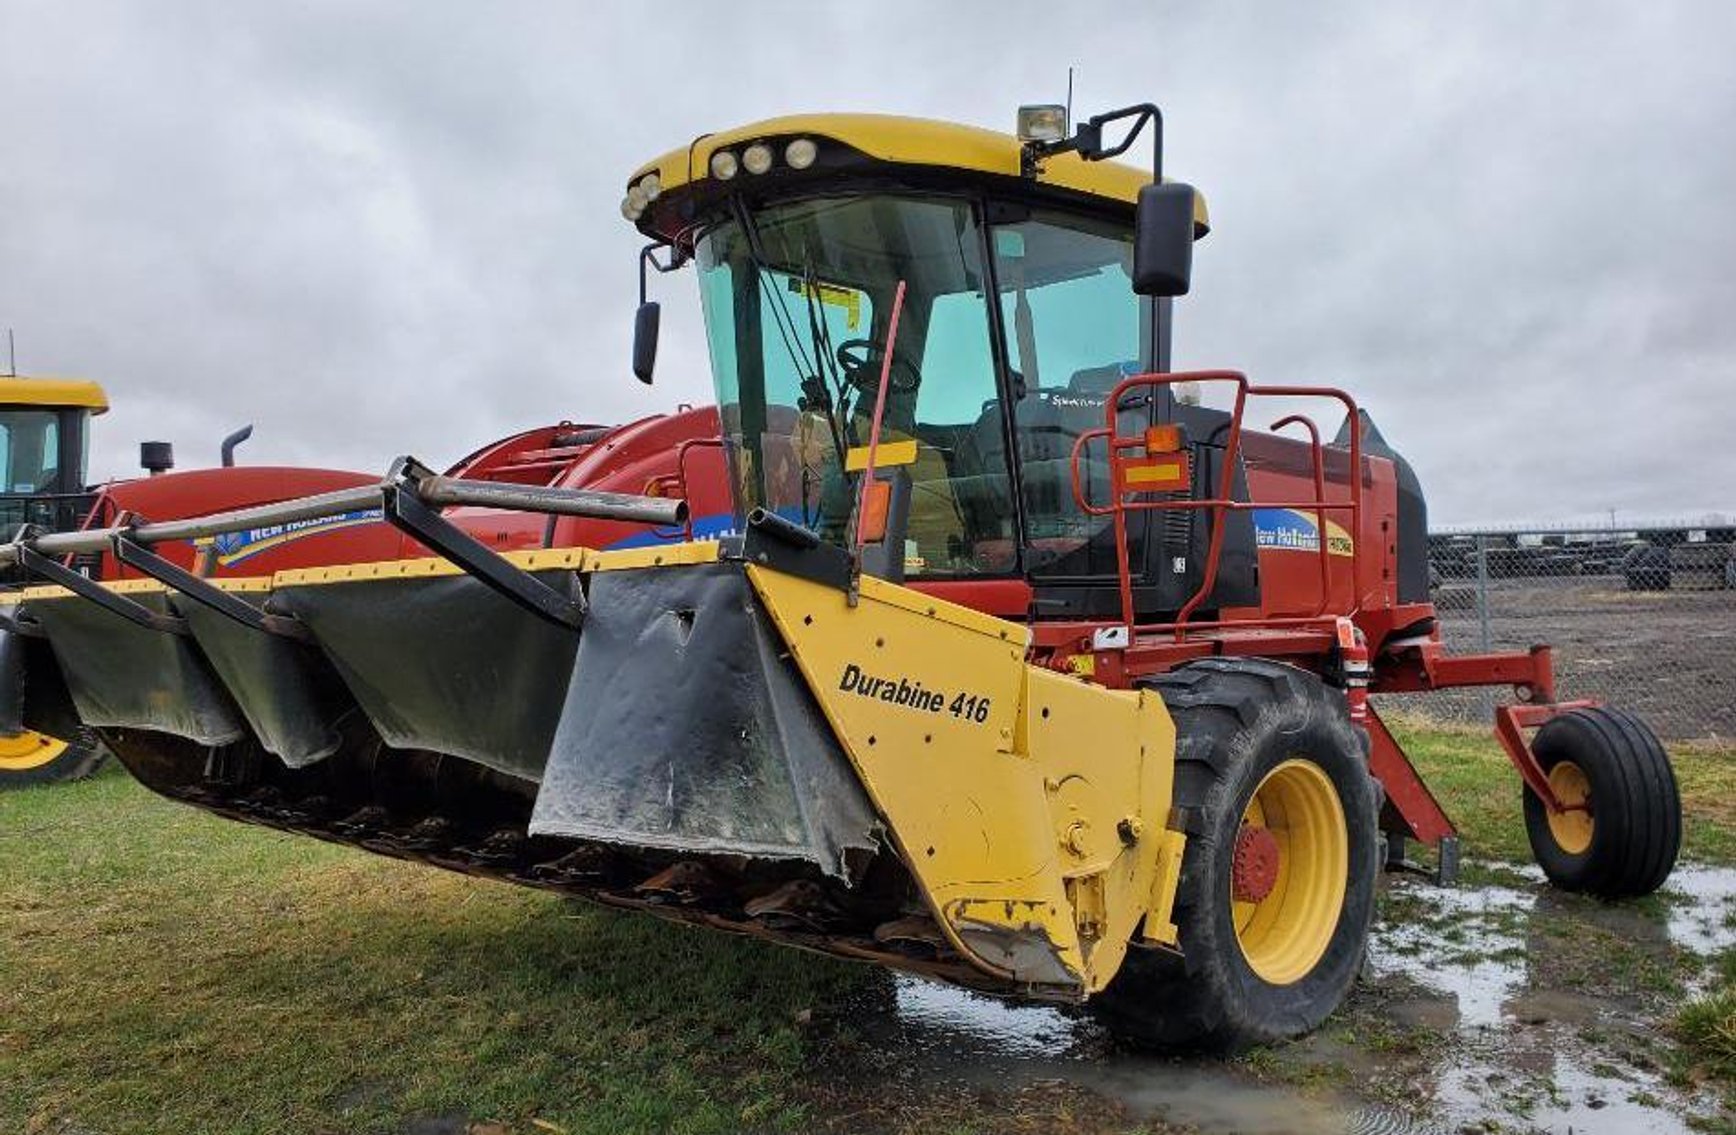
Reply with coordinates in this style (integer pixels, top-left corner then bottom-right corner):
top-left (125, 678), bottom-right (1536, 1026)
top-left (1662, 863), bottom-right (1736, 957)
top-left (852, 977), bottom-right (1380, 1134)
top-left (823, 864), bottom-right (1736, 1134)
top-left (888, 977), bottom-right (1095, 1059)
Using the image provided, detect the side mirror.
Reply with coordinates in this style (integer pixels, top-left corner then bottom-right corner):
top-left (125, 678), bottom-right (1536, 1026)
top-left (632, 300), bottom-right (660, 385)
top-left (1132, 182), bottom-right (1196, 297)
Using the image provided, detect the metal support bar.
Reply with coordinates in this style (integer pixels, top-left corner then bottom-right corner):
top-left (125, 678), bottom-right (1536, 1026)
top-left (1436, 835), bottom-right (1461, 886)
top-left (382, 470), bottom-right (585, 630)
top-left (0, 458), bottom-right (686, 569)
top-left (418, 475), bottom-right (686, 527)
top-left (110, 537), bottom-right (310, 640)
top-left (747, 508), bottom-right (822, 549)
top-left (0, 454), bottom-right (678, 632)
top-left (1493, 700), bottom-right (1598, 815)
top-left (0, 484), bottom-right (386, 565)
top-left (15, 545), bottom-right (188, 635)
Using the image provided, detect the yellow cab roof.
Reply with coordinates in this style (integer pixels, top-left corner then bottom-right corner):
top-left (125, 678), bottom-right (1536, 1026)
top-left (0, 377), bottom-right (109, 414)
top-left (626, 112), bottom-right (1209, 237)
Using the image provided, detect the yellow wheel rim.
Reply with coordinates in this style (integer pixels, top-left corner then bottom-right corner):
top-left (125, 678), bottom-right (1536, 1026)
top-left (1231, 758), bottom-right (1349, 986)
top-left (0, 729), bottom-right (69, 773)
top-left (1545, 760), bottom-right (1595, 856)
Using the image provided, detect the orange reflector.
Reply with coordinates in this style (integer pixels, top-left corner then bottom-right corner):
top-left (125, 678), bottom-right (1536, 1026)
top-left (1119, 456), bottom-right (1190, 492)
top-left (1145, 424), bottom-right (1184, 454)
top-left (858, 480), bottom-right (891, 543)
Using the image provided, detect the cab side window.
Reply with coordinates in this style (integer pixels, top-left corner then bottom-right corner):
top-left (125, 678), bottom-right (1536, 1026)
top-left (990, 214), bottom-right (1143, 575)
top-left (0, 411), bottom-right (61, 495)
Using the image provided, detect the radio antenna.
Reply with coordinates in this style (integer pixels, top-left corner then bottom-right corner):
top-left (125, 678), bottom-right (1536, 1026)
top-left (1065, 67), bottom-right (1075, 132)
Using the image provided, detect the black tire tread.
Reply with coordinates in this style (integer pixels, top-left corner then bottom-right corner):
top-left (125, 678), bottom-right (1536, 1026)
top-left (1091, 658), bottom-right (1379, 1051)
top-left (1523, 706), bottom-right (1679, 898)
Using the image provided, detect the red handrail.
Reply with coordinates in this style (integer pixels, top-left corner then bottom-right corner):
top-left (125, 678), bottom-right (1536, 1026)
top-left (1269, 414), bottom-right (1331, 618)
top-left (1066, 370), bottom-right (1364, 639)
top-left (673, 437), bottom-right (725, 540)
top-left (851, 279), bottom-right (909, 564)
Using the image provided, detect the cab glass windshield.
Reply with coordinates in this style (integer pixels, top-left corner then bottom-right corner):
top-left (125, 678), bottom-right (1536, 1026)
top-left (694, 192), bottom-right (1145, 579)
top-left (696, 195), bottom-right (1014, 576)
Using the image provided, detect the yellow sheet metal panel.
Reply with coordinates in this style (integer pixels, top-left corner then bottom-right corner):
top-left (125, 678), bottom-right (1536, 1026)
top-left (271, 546), bottom-right (594, 588)
top-left (748, 563), bottom-right (1075, 986)
top-left (629, 113), bottom-right (1210, 229)
top-left (586, 540), bottom-right (721, 573)
top-left (1018, 667), bottom-right (1178, 989)
top-left (204, 576), bottom-right (276, 594)
top-left (0, 377), bottom-right (109, 413)
top-left (749, 564), bottom-right (1178, 995)
top-left (857, 573), bottom-right (1028, 645)
top-left (274, 556), bottom-right (466, 587)
top-left (1143, 828), bottom-right (1188, 947)
top-left (4, 575), bottom-right (275, 603)
top-left (5, 577), bottom-right (168, 603)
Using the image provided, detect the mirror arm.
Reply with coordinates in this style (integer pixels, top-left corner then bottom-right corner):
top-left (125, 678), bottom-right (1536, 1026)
top-left (1026, 102), bottom-right (1164, 183)
top-left (632, 242), bottom-right (687, 386)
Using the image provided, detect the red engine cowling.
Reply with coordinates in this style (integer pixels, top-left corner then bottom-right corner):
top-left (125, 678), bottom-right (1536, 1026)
top-left (82, 406), bottom-right (732, 580)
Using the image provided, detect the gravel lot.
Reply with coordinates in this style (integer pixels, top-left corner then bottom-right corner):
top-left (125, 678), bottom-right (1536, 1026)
top-left (1386, 574), bottom-right (1736, 742)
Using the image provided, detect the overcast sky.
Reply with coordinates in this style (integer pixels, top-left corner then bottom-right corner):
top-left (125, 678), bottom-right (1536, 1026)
top-left (3, 2), bottom-right (1732, 526)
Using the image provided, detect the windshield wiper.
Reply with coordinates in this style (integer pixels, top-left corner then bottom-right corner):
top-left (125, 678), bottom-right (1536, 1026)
top-left (798, 256), bottom-right (849, 467)
top-left (729, 197), bottom-right (854, 470)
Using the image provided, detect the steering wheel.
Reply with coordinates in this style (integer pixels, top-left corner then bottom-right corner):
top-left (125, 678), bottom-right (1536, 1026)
top-left (835, 338), bottom-right (920, 395)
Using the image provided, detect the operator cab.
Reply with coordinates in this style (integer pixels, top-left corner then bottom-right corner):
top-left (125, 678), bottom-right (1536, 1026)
top-left (0, 378), bottom-right (107, 536)
top-left (624, 110), bottom-right (1257, 620)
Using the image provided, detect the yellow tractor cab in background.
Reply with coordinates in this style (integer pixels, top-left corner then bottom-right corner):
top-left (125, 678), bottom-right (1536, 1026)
top-left (0, 377), bottom-right (107, 537)
top-left (0, 376), bottom-right (109, 785)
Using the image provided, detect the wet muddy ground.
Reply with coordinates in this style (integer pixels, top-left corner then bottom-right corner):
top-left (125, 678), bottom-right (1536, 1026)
top-left (808, 863), bottom-right (1736, 1134)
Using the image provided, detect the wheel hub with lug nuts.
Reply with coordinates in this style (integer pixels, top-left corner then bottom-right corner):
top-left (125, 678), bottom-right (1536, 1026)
top-left (1232, 823), bottom-right (1281, 902)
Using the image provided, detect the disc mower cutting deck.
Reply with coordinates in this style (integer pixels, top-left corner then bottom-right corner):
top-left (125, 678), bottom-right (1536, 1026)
top-left (0, 104), bottom-right (1681, 1049)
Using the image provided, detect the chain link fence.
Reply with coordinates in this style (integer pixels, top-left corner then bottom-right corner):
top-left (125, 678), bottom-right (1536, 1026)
top-left (1378, 524), bottom-right (1736, 744)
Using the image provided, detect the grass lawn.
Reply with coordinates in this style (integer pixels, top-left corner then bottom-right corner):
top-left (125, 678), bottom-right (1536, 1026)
top-left (1385, 715), bottom-right (1736, 865)
top-left (0, 769), bottom-right (871, 1135)
top-left (2, 725), bottom-right (1732, 1134)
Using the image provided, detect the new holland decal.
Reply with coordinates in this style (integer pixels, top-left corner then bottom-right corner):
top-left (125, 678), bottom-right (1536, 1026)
top-left (1252, 508), bottom-right (1355, 558)
top-left (202, 508), bottom-right (385, 567)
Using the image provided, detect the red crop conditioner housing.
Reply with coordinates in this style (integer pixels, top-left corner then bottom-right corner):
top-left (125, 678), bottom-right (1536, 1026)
top-left (72, 388), bottom-right (1574, 868)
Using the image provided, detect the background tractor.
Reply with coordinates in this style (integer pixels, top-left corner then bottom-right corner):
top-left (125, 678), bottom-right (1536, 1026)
top-left (0, 103), bottom-right (1681, 1050)
top-left (0, 375), bottom-right (110, 785)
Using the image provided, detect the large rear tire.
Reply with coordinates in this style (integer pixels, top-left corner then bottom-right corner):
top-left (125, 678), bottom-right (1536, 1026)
top-left (0, 727), bottom-right (108, 789)
top-left (1522, 706), bottom-right (1679, 898)
top-left (1092, 659), bottom-right (1380, 1051)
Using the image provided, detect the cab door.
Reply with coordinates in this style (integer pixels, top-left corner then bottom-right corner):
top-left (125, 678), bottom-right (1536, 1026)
top-left (986, 209), bottom-right (1161, 611)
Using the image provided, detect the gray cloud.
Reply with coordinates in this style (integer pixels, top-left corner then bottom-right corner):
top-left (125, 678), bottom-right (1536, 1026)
top-left (2, 1), bottom-right (1732, 524)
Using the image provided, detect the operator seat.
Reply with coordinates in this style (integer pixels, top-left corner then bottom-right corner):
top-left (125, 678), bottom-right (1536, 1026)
top-left (951, 365), bottom-right (1133, 554)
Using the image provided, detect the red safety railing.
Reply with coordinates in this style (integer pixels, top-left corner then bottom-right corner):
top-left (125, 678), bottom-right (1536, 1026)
top-left (673, 437), bottom-right (726, 541)
top-left (1068, 370), bottom-right (1363, 639)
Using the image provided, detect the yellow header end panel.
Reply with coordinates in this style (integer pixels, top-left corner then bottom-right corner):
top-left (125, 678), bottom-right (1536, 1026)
top-left (748, 565), bottom-right (1179, 995)
top-left (1018, 668), bottom-right (1177, 988)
